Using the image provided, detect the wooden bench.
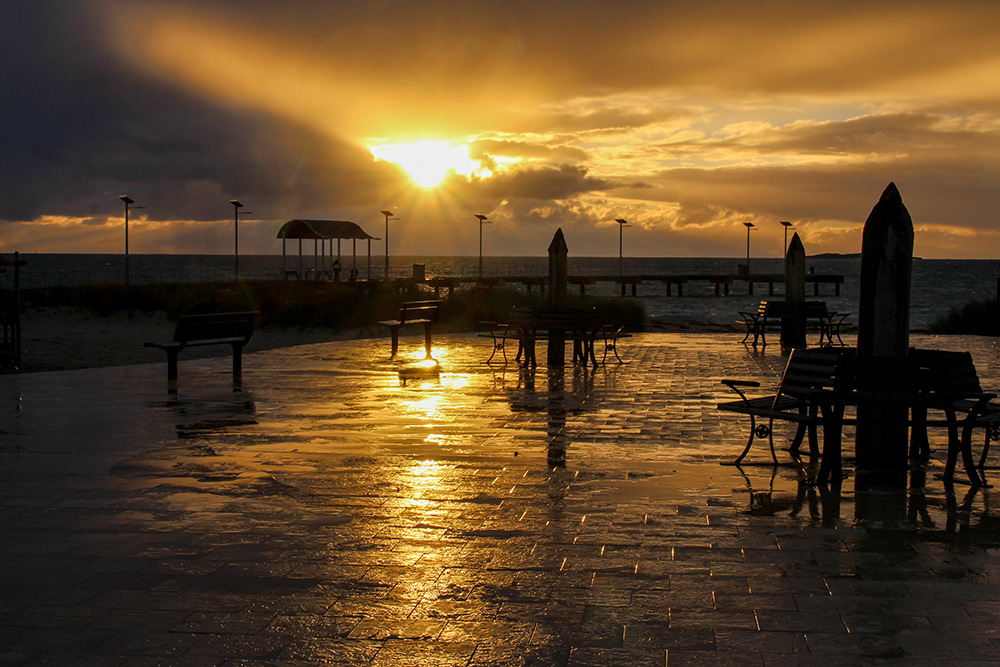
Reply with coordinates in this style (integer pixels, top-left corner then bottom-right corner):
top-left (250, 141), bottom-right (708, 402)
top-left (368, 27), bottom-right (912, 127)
top-left (737, 300), bottom-right (846, 347)
top-left (909, 348), bottom-right (995, 485)
top-left (378, 299), bottom-right (442, 358)
top-left (717, 347), bottom-right (855, 481)
top-left (145, 311), bottom-right (257, 381)
top-left (581, 309), bottom-right (632, 365)
top-left (521, 309), bottom-right (591, 368)
top-left (479, 306), bottom-right (534, 364)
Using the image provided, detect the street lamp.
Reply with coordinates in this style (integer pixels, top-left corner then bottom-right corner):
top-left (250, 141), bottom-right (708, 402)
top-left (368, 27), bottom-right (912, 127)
top-left (475, 214), bottom-right (490, 279)
top-left (780, 221), bottom-right (794, 255)
top-left (615, 218), bottom-right (629, 296)
top-left (380, 210), bottom-right (398, 279)
top-left (119, 195), bottom-right (144, 285)
top-left (743, 222), bottom-right (755, 273)
top-left (230, 200), bottom-right (253, 281)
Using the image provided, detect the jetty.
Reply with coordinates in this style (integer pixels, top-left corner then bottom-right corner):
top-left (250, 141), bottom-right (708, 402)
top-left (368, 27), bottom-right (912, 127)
top-left (421, 272), bottom-right (844, 297)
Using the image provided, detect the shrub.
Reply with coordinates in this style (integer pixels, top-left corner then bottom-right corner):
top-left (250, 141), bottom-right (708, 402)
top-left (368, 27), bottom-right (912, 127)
top-left (21, 281), bottom-right (648, 333)
top-left (927, 297), bottom-right (999, 336)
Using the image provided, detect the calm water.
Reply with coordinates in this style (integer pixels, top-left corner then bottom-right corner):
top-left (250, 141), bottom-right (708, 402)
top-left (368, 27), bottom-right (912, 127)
top-left (3, 253), bottom-right (998, 329)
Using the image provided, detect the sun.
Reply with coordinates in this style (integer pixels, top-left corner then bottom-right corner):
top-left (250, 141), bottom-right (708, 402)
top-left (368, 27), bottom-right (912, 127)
top-left (370, 140), bottom-right (487, 188)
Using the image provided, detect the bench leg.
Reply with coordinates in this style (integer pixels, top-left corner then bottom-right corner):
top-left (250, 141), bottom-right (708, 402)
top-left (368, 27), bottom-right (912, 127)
top-left (485, 333), bottom-right (501, 364)
top-left (945, 410), bottom-right (983, 486)
top-left (521, 334), bottom-right (537, 368)
top-left (816, 404), bottom-right (844, 484)
top-left (166, 349), bottom-right (179, 381)
top-left (909, 406), bottom-right (930, 458)
top-left (389, 326), bottom-right (400, 358)
top-left (732, 414), bottom-right (778, 466)
top-left (231, 343), bottom-right (244, 378)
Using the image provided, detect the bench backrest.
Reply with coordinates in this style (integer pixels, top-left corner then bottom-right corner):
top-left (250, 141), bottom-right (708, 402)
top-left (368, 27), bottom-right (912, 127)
top-left (398, 300), bottom-right (442, 323)
top-left (910, 348), bottom-right (982, 399)
top-left (762, 301), bottom-right (829, 319)
top-left (533, 308), bottom-right (584, 332)
top-left (174, 311), bottom-right (257, 343)
top-left (775, 347), bottom-right (854, 406)
top-left (507, 306), bottom-right (536, 330)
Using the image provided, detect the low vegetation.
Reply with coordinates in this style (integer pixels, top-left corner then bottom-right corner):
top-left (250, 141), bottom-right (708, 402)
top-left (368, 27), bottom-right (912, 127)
top-left (22, 281), bottom-right (648, 333)
top-left (927, 297), bottom-right (998, 336)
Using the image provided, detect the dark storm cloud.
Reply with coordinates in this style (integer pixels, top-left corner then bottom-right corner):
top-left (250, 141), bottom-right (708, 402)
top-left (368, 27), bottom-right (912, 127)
top-left (0, 1), bottom-right (405, 225)
top-left (477, 164), bottom-right (613, 202)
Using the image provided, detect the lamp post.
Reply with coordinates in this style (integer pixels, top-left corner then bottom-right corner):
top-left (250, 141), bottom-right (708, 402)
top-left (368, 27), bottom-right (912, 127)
top-left (229, 200), bottom-right (253, 281)
top-left (119, 195), bottom-right (145, 285)
top-left (780, 220), bottom-right (794, 255)
top-left (743, 222), bottom-right (755, 273)
top-left (380, 210), bottom-right (398, 279)
top-left (615, 218), bottom-right (629, 296)
top-left (475, 214), bottom-right (490, 279)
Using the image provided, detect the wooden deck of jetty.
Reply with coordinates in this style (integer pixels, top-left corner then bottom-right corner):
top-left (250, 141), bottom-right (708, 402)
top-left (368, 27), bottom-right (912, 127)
top-left (421, 272), bottom-right (844, 297)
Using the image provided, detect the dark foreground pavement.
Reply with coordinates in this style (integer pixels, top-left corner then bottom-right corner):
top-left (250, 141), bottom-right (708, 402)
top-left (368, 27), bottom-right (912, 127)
top-left (3, 332), bottom-right (1000, 666)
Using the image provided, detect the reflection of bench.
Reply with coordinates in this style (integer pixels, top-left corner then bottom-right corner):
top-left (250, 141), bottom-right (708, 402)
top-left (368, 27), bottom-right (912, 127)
top-left (717, 347), bottom-right (854, 479)
top-left (738, 300), bottom-right (846, 346)
top-left (145, 311), bottom-right (257, 380)
top-left (378, 300), bottom-right (442, 358)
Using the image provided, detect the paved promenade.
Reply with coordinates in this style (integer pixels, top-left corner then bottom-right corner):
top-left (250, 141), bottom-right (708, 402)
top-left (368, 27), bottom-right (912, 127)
top-left (3, 332), bottom-right (1000, 666)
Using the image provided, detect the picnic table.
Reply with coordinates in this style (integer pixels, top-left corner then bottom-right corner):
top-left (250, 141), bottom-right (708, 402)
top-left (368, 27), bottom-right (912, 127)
top-left (737, 300), bottom-right (848, 347)
top-left (718, 346), bottom-right (991, 486)
top-left (479, 306), bottom-right (631, 367)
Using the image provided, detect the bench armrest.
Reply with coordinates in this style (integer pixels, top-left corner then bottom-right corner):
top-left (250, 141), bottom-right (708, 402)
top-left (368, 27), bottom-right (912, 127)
top-left (722, 379), bottom-right (760, 388)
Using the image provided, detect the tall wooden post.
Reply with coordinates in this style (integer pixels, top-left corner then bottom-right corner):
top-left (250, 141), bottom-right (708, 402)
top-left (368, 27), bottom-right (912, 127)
top-left (547, 228), bottom-right (569, 366)
top-left (781, 233), bottom-right (807, 349)
top-left (855, 182), bottom-right (913, 480)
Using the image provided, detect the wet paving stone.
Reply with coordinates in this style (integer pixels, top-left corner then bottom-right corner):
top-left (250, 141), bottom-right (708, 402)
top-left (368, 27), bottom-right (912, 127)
top-left (4, 333), bottom-right (1000, 664)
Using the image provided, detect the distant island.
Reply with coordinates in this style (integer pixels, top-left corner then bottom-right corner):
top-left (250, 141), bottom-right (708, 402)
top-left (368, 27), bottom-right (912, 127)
top-left (808, 252), bottom-right (922, 259)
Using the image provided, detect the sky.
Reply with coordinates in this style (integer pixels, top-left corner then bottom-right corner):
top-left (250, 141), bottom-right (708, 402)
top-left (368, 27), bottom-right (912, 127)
top-left (3, 0), bottom-right (1000, 259)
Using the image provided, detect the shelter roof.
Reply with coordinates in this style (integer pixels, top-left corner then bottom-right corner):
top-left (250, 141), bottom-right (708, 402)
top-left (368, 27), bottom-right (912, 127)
top-left (277, 219), bottom-right (376, 241)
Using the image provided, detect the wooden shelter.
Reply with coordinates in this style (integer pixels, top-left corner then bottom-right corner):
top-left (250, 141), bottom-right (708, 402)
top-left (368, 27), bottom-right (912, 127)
top-left (276, 219), bottom-right (378, 280)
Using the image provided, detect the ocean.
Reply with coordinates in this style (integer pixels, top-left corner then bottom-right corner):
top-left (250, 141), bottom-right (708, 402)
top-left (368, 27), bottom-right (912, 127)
top-left (3, 253), bottom-right (997, 330)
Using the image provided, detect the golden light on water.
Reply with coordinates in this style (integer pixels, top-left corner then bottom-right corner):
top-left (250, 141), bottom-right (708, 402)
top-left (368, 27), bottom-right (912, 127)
top-left (370, 141), bottom-right (489, 187)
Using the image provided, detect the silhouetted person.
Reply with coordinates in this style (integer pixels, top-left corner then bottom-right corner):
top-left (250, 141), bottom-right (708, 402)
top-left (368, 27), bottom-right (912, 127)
top-left (349, 267), bottom-right (358, 281)
top-left (333, 258), bottom-right (342, 281)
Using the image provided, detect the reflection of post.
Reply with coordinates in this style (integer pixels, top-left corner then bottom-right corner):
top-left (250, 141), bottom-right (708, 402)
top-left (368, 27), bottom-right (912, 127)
top-left (781, 233), bottom-right (807, 349)
top-left (855, 182), bottom-right (913, 480)
top-left (546, 366), bottom-right (568, 467)
top-left (547, 228), bottom-right (569, 366)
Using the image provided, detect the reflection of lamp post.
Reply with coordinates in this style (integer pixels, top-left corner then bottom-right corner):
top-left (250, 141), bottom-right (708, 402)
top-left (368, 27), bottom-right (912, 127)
top-left (780, 220), bottom-right (794, 255)
top-left (615, 218), bottom-right (629, 296)
top-left (743, 222), bottom-right (755, 273)
top-left (475, 214), bottom-right (490, 278)
top-left (119, 195), bottom-right (145, 285)
top-left (230, 200), bottom-right (253, 281)
top-left (380, 210), bottom-right (398, 279)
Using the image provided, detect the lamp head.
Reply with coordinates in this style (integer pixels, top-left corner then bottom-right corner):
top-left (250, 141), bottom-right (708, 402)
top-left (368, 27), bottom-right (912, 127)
top-left (381, 209), bottom-right (394, 217)
top-left (780, 220), bottom-right (793, 228)
top-left (615, 218), bottom-right (628, 225)
top-left (475, 214), bottom-right (489, 222)
top-left (230, 199), bottom-right (243, 208)
top-left (119, 195), bottom-right (134, 205)
top-left (744, 222), bottom-right (755, 229)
